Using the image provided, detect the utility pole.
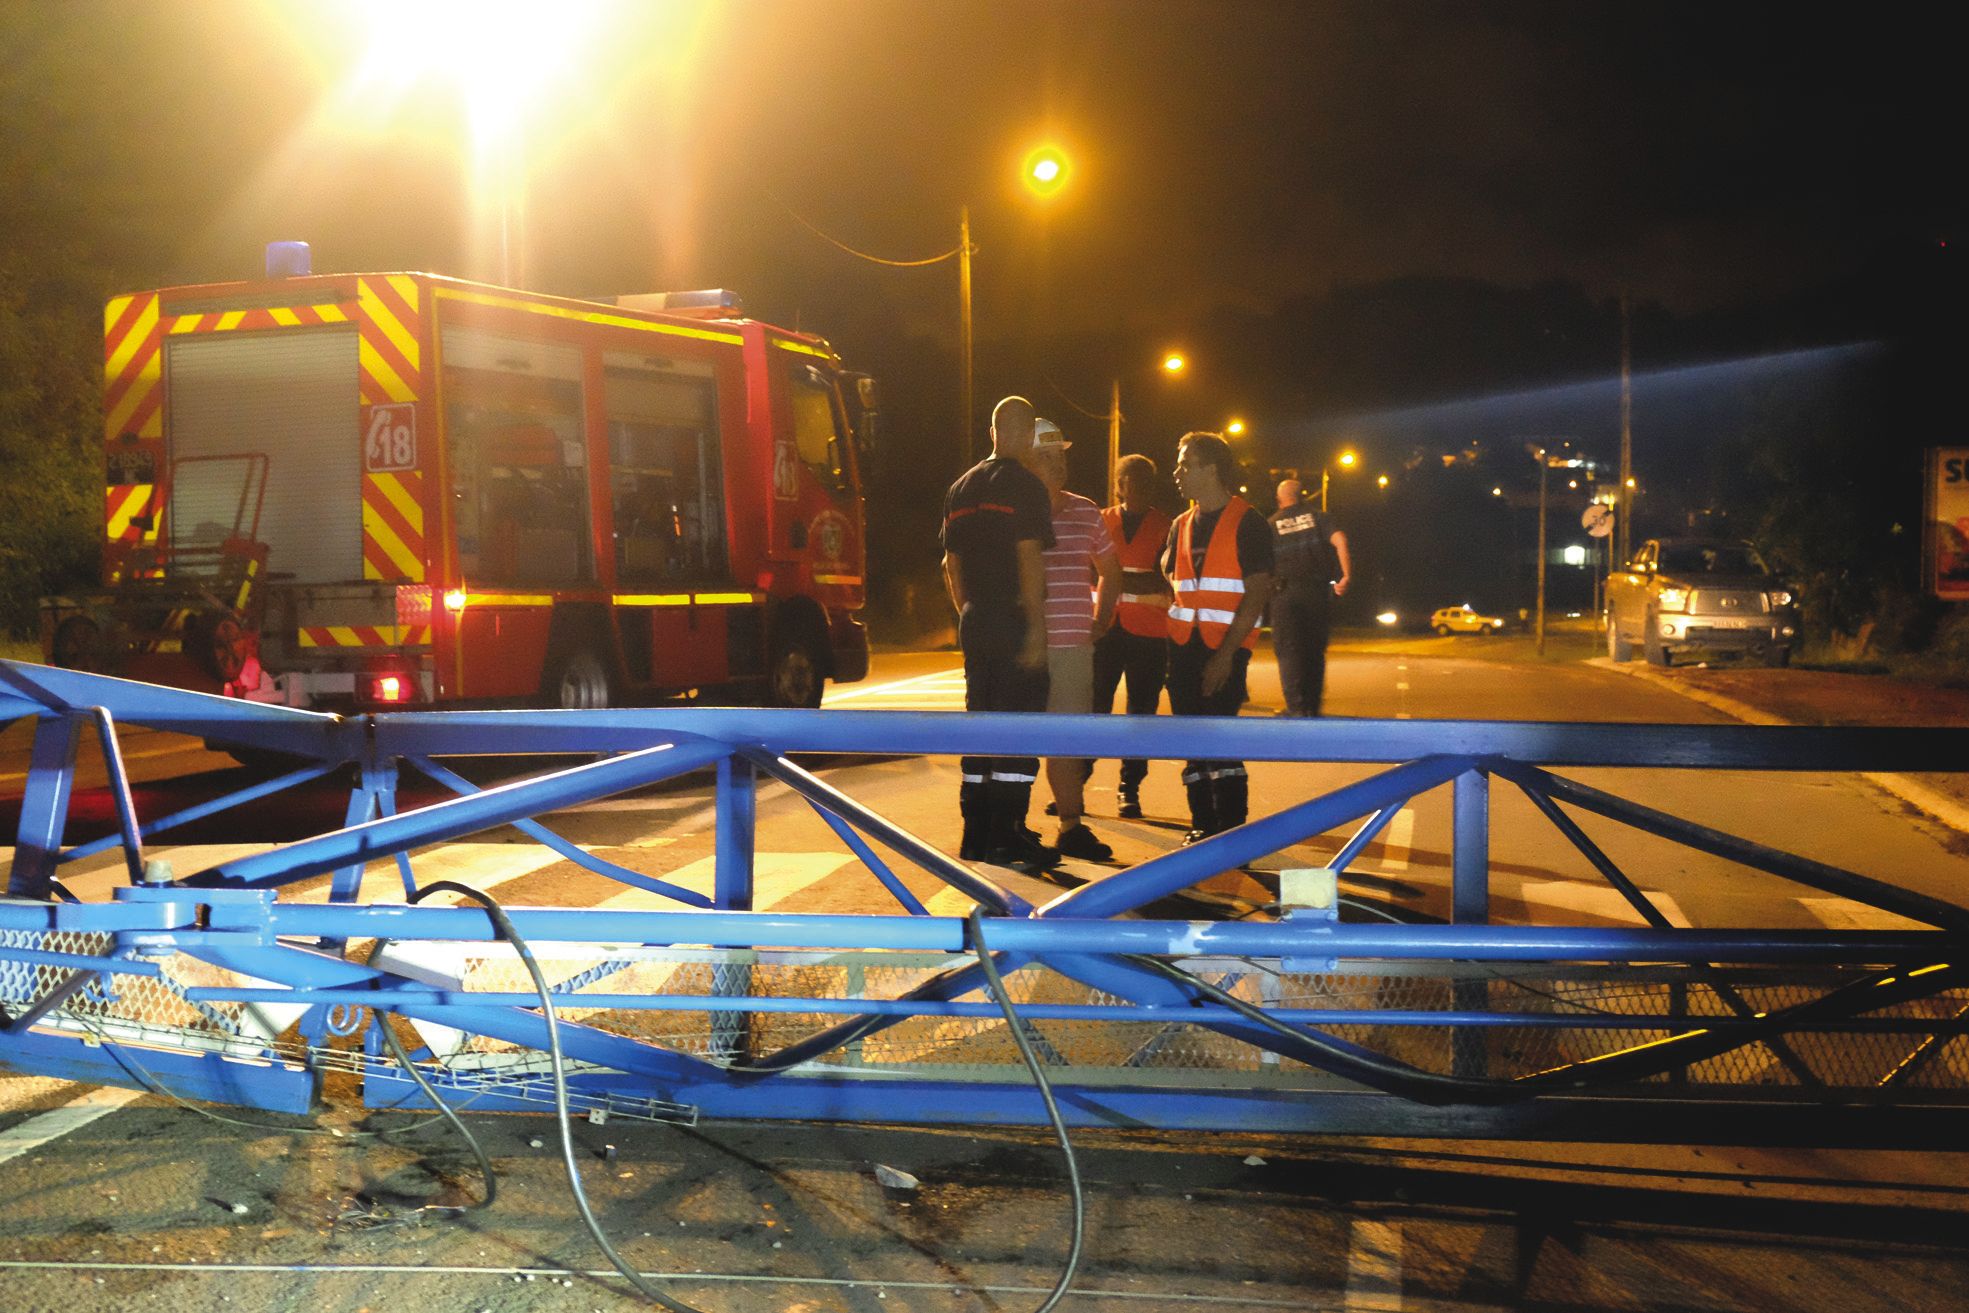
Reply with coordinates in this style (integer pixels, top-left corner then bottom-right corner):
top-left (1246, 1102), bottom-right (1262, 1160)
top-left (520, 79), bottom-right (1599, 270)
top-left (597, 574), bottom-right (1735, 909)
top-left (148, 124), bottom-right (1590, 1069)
top-left (1107, 379), bottom-right (1122, 499)
top-left (1536, 448), bottom-right (1550, 656)
top-left (1618, 291), bottom-right (1632, 566)
top-left (958, 207), bottom-right (974, 465)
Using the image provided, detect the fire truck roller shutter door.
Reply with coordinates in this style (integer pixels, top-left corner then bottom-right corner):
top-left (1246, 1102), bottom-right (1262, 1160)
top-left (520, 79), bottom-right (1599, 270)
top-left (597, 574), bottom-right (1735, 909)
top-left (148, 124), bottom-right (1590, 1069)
top-left (165, 331), bottom-right (362, 584)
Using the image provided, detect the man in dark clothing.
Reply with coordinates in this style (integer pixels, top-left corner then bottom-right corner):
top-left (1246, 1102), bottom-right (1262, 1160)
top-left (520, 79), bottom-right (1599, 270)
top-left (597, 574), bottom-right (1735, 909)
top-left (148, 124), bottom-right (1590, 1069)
top-left (942, 395), bottom-right (1058, 871)
top-left (1162, 432), bottom-right (1274, 844)
top-left (1268, 477), bottom-right (1352, 716)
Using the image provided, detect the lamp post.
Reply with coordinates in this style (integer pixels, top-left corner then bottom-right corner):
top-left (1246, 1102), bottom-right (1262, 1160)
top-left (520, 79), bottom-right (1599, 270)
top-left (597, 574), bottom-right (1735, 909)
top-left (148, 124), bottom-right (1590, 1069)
top-left (961, 144), bottom-right (1073, 462)
top-left (1321, 449), bottom-right (1359, 512)
top-left (1526, 440), bottom-right (1578, 656)
top-left (1100, 351), bottom-right (1187, 497)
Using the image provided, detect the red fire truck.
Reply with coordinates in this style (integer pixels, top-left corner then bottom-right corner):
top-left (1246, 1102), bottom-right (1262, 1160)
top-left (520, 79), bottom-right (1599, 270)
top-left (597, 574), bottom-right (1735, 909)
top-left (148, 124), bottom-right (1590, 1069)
top-left (42, 247), bottom-right (872, 710)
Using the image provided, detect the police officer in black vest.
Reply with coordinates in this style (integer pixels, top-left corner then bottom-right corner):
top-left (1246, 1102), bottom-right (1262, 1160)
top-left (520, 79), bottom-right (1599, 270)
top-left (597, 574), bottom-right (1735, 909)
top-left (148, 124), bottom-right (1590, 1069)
top-left (1268, 477), bottom-right (1352, 716)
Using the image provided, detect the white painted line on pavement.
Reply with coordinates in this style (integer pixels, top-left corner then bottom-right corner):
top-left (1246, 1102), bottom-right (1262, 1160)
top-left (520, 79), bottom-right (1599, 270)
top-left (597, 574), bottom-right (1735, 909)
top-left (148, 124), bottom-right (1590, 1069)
top-left (1798, 896), bottom-right (1928, 932)
top-left (1517, 880), bottom-right (1691, 927)
top-left (1384, 808), bottom-right (1414, 871)
top-left (823, 665), bottom-right (965, 704)
top-left (1344, 1216), bottom-right (1404, 1310)
top-left (0, 1086), bottom-right (145, 1166)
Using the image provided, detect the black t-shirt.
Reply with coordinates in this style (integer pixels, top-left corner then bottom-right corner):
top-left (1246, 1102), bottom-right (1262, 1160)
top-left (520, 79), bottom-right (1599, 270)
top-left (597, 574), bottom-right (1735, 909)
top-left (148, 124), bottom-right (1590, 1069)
top-left (1119, 507), bottom-right (1148, 542)
top-left (941, 457), bottom-right (1055, 611)
top-left (1270, 503), bottom-right (1340, 592)
top-left (1162, 501), bottom-right (1275, 581)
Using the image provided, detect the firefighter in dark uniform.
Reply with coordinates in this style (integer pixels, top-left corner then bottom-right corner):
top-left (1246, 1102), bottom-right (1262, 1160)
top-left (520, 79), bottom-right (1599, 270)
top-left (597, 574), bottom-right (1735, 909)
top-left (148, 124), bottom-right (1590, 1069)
top-left (1268, 476), bottom-right (1351, 716)
top-left (1163, 432), bottom-right (1274, 843)
top-left (941, 395), bottom-right (1058, 871)
top-left (1089, 453), bottom-right (1173, 818)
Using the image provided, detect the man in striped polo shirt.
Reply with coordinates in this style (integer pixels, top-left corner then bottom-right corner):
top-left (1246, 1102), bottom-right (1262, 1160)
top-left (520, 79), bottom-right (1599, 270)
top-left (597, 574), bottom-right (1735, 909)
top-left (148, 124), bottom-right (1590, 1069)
top-left (1021, 418), bottom-right (1121, 861)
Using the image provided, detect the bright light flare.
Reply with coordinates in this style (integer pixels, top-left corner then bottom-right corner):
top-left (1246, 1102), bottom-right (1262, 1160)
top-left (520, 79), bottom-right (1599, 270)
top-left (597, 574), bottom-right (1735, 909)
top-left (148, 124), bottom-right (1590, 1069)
top-left (1226, 419), bottom-right (1246, 436)
top-left (1161, 353), bottom-right (1187, 374)
top-left (1376, 474), bottom-right (1389, 488)
top-left (1376, 611), bottom-right (1400, 627)
top-left (1024, 145), bottom-right (1071, 197)
top-left (343, 0), bottom-right (615, 153)
top-left (1337, 450), bottom-right (1358, 468)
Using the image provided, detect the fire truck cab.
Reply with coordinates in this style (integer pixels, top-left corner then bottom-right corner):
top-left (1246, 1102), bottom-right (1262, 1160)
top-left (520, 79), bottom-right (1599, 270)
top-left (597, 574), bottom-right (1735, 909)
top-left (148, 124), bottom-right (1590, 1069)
top-left (43, 249), bottom-right (872, 711)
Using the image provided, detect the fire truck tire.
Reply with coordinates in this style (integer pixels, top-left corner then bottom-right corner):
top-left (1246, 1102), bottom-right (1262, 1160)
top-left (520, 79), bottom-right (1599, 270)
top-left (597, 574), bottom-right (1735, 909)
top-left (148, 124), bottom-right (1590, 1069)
top-left (545, 647), bottom-right (614, 710)
top-left (767, 626), bottom-right (827, 709)
top-left (52, 615), bottom-right (106, 671)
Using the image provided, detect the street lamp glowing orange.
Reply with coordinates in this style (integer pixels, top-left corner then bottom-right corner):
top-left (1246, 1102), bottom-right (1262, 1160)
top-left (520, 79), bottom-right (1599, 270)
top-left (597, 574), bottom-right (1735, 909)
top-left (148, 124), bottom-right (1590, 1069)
top-left (1377, 474), bottom-right (1390, 488)
top-left (1226, 418), bottom-right (1246, 436)
top-left (1024, 145), bottom-right (1070, 197)
top-left (1161, 352), bottom-right (1186, 374)
top-left (1337, 449), bottom-right (1358, 468)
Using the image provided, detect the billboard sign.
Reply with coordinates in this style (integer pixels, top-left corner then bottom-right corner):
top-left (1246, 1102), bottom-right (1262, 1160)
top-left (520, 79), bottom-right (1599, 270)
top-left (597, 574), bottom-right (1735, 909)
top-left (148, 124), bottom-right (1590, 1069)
top-left (1927, 449), bottom-right (1969, 600)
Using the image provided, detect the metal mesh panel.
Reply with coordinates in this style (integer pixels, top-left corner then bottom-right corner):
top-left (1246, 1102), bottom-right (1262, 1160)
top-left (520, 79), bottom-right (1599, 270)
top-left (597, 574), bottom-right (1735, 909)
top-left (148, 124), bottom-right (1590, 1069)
top-left (7, 929), bottom-right (1967, 1097)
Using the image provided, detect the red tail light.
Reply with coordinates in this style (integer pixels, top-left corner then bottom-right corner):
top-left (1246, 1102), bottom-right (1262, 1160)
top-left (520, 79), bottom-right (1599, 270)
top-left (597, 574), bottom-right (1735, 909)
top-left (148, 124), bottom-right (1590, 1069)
top-left (373, 674), bottom-right (406, 703)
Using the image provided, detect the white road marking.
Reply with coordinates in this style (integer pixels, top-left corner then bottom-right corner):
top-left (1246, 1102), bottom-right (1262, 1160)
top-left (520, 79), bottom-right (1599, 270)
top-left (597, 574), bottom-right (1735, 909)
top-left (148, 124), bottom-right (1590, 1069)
top-left (1798, 897), bottom-right (1929, 932)
top-left (823, 666), bottom-right (965, 705)
top-left (588, 851), bottom-right (862, 911)
top-left (1394, 682), bottom-right (1410, 692)
top-left (1516, 880), bottom-right (1691, 927)
top-left (1344, 1216), bottom-right (1405, 1310)
top-left (1382, 807), bottom-right (1414, 872)
top-left (0, 1086), bottom-right (145, 1165)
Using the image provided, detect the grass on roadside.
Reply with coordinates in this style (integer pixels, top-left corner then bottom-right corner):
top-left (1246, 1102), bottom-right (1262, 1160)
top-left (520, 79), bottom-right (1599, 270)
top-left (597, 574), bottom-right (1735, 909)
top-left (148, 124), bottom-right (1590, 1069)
top-left (0, 637), bottom-right (40, 664)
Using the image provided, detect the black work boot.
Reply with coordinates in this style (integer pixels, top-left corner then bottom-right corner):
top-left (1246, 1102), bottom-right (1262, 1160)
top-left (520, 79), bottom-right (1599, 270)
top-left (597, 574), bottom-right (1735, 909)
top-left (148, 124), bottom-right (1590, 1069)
top-left (1213, 772), bottom-right (1249, 833)
top-left (983, 784), bottom-right (1059, 872)
top-left (958, 781), bottom-right (988, 861)
top-left (1116, 786), bottom-right (1143, 819)
top-left (1183, 773), bottom-right (1218, 845)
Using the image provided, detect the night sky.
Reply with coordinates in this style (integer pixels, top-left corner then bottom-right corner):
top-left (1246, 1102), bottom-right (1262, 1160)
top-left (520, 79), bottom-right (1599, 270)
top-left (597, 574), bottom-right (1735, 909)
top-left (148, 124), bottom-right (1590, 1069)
top-left (9, 2), bottom-right (1952, 326)
top-left (2, 0), bottom-right (1960, 617)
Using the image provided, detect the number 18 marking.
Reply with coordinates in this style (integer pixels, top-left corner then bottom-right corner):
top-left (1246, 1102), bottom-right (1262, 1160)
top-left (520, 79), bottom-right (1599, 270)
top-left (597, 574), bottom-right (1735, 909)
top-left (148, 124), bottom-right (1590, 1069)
top-left (365, 404), bottom-right (417, 472)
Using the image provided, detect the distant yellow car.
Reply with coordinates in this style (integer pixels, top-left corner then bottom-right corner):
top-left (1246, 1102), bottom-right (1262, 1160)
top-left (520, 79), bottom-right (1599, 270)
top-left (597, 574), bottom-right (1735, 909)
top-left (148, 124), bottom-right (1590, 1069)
top-left (1431, 605), bottom-right (1507, 636)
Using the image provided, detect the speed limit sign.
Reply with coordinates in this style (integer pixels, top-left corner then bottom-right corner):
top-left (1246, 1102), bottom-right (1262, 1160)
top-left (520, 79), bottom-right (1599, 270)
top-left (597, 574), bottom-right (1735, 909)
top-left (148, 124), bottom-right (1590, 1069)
top-left (1581, 503), bottom-right (1613, 539)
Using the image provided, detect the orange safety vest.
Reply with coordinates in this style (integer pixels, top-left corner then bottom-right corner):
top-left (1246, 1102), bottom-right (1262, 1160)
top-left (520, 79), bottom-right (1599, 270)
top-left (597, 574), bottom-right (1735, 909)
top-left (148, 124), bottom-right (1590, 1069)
top-left (1100, 503), bottom-right (1174, 638)
top-left (1166, 496), bottom-right (1259, 651)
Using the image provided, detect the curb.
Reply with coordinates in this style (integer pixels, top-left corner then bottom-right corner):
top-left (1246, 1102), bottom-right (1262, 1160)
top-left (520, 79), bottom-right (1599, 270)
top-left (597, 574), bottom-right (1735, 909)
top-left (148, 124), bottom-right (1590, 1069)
top-left (1599, 659), bottom-right (1969, 837)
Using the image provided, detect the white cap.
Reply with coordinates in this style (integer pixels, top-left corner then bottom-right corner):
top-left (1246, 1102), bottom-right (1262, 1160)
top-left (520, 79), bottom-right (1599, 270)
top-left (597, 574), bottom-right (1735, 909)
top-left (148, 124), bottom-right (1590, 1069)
top-left (1033, 417), bottom-right (1069, 450)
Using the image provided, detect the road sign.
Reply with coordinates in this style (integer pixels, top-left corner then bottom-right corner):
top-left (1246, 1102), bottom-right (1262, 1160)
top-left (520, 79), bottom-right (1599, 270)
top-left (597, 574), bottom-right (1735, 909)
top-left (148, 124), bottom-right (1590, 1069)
top-left (1581, 503), bottom-right (1613, 539)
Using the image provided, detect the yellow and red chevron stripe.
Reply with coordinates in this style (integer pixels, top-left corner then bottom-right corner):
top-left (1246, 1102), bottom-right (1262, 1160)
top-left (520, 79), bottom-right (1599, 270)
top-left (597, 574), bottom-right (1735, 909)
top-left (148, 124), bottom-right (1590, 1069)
top-left (105, 483), bottom-right (155, 543)
top-left (362, 471), bottom-right (427, 581)
top-left (164, 304), bottom-right (350, 334)
top-left (298, 625), bottom-right (432, 649)
top-left (357, 276), bottom-right (422, 404)
top-left (104, 293), bottom-right (163, 444)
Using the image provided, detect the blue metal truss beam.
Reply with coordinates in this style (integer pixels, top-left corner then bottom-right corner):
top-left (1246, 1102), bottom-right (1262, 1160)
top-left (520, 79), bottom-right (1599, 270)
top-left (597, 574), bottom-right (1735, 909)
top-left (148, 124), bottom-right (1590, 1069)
top-left (1492, 760), bottom-right (1969, 933)
top-left (179, 738), bottom-right (732, 889)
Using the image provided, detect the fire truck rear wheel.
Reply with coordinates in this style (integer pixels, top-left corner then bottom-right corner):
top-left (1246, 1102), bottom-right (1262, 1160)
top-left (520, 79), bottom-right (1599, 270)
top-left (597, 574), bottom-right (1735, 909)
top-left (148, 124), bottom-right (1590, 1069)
top-left (768, 628), bottom-right (827, 709)
top-left (547, 648), bottom-right (614, 710)
top-left (52, 616), bottom-right (105, 671)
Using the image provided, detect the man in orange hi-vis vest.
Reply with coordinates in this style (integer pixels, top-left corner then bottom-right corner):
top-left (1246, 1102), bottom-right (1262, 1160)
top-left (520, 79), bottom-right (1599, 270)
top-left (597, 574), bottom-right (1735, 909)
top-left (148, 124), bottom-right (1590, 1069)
top-left (1090, 453), bottom-right (1173, 818)
top-left (1163, 432), bottom-right (1275, 846)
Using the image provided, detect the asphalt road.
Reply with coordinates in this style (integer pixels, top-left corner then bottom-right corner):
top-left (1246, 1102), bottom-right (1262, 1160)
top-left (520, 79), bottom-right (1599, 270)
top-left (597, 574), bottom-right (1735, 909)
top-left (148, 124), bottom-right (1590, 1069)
top-left (3, 643), bottom-right (1968, 1311)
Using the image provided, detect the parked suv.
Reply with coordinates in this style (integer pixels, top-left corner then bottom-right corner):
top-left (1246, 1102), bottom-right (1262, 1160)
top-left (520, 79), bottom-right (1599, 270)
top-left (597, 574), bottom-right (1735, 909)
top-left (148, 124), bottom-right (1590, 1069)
top-left (1605, 538), bottom-right (1798, 667)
